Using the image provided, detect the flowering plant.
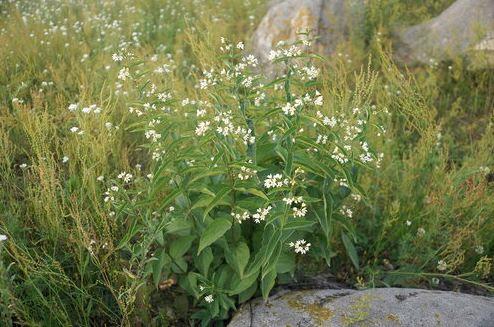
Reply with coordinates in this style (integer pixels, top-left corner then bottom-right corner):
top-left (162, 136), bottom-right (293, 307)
top-left (104, 34), bottom-right (386, 324)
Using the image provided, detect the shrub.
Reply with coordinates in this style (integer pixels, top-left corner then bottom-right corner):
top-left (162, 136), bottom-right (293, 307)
top-left (100, 34), bottom-right (387, 324)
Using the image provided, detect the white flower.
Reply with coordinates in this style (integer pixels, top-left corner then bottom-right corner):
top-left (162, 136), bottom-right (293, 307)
top-left (292, 202), bottom-right (307, 218)
top-left (195, 121), bottom-right (211, 136)
top-left (117, 172), bottom-right (133, 183)
top-left (475, 245), bottom-right (484, 254)
top-left (70, 126), bottom-right (79, 133)
top-left (19, 163), bottom-right (27, 169)
top-left (406, 220), bottom-right (412, 226)
top-left (97, 175), bottom-right (104, 182)
top-left (112, 53), bottom-right (123, 62)
top-left (68, 103), bottom-right (78, 112)
top-left (281, 102), bottom-right (296, 116)
top-left (301, 66), bottom-right (319, 80)
top-left (232, 210), bottom-right (251, 223)
top-left (479, 166), bottom-right (491, 175)
top-left (0, 235), bottom-right (7, 242)
top-left (289, 239), bottom-right (311, 254)
top-left (237, 166), bottom-right (257, 180)
top-left (314, 95), bottom-right (323, 106)
top-left (437, 260), bottom-right (447, 271)
top-left (339, 205), bottom-right (353, 218)
top-left (204, 295), bottom-right (214, 303)
top-left (62, 156), bottom-right (69, 163)
top-left (145, 130), bottom-right (161, 142)
top-left (264, 174), bottom-right (289, 189)
top-left (118, 67), bottom-right (130, 80)
top-left (236, 41), bottom-right (244, 50)
top-left (252, 206), bottom-right (272, 223)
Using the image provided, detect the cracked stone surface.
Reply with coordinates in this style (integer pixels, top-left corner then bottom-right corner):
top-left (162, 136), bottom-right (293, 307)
top-left (228, 288), bottom-right (494, 326)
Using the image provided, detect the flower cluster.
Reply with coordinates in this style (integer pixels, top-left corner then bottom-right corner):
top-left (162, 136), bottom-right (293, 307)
top-left (264, 174), bottom-right (289, 189)
top-left (237, 166), bottom-right (257, 181)
top-left (231, 206), bottom-right (272, 224)
top-left (283, 196), bottom-right (308, 218)
top-left (289, 239), bottom-right (311, 254)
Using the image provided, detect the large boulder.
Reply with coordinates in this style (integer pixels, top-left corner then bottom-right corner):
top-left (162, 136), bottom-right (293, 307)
top-left (395, 0), bottom-right (494, 67)
top-left (251, 0), bottom-right (364, 69)
top-left (228, 288), bottom-right (494, 326)
top-left (252, 0), bottom-right (494, 69)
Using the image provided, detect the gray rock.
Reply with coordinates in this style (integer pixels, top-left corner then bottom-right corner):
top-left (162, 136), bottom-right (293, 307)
top-left (394, 0), bottom-right (494, 67)
top-left (252, 0), bottom-right (494, 69)
top-left (228, 288), bottom-right (494, 326)
top-left (251, 0), bottom-right (364, 73)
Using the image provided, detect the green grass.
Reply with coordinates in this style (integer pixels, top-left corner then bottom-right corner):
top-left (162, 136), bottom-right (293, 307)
top-left (0, 0), bottom-right (493, 325)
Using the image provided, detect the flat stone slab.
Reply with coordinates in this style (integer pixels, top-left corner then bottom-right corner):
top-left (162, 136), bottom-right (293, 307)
top-left (228, 288), bottom-right (494, 326)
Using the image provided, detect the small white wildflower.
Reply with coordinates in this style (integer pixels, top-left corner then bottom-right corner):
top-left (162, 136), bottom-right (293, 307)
top-left (289, 239), bottom-right (311, 254)
top-left (437, 260), bottom-right (447, 271)
top-left (68, 103), bottom-right (78, 112)
top-left (339, 206), bottom-right (353, 218)
top-left (281, 102), bottom-right (296, 116)
top-left (117, 172), bottom-right (133, 183)
top-left (97, 175), bottom-right (104, 182)
top-left (112, 53), bottom-right (123, 62)
top-left (19, 163), bottom-right (27, 169)
top-left (252, 206), bottom-right (272, 223)
top-left (417, 227), bottom-right (426, 237)
top-left (479, 166), bottom-right (491, 175)
top-left (195, 121), bottom-right (211, 136)
top-left (204, 295), bottom-right (214, 303)
top-left (406, 220), bottom-right (412, 226)
top-left (264, 174), bottom-right (289, 189)
top-left (118, 67), bottom-right (130, 80)
top-left (0, 235), bottom-right (7, 242)
top-left (475, 245), bottom-right (484, 255)
top-left (314, 95), bottom-right (323, 106)
top-left (292, 202), bottom-right (307, 218)
top-left (62, 156), bottom-right (69, 163)
top-left (236, 41), bottom-right (244, 50)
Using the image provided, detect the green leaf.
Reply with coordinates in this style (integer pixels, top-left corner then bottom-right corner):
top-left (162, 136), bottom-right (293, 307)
top-left (165, 218), bottom-right (192, 235)
top-left (197, 217), bottom-right (232, 254)
top-left (341, 231), bottom-right (360, 270)
top-left (169, 236), bottom-right (195, 259)
top-left (261, 268), bottom-right (276, 300)
top-left (152, 250), bottom-right (171, 288)
top-left (238, 280), bottom-right (258, 303)
top-left (203, 187), bottom-right (232, 220)
top-left (158, 188), bottom-right (182, 211)
top-left (276, 252), bottom-right (295, 274)
top-left (261, 227), bottom-right (282, 267)
top-left (196, 247), bottom-right (214, 277)
top-left (234, 187), bottom-right (269, 201)
top-left (117, 219), bottom-right (140, 250)
top-left (229, 270), bottom-right (259, 295)
top-left (283, 220), bottom-right (315, 230)
top-left (235, 242), bottom-right (250, 277)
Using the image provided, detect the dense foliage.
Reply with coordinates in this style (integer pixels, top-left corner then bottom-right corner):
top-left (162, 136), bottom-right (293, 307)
top-left (0, 0), bottom-right (492, 325)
